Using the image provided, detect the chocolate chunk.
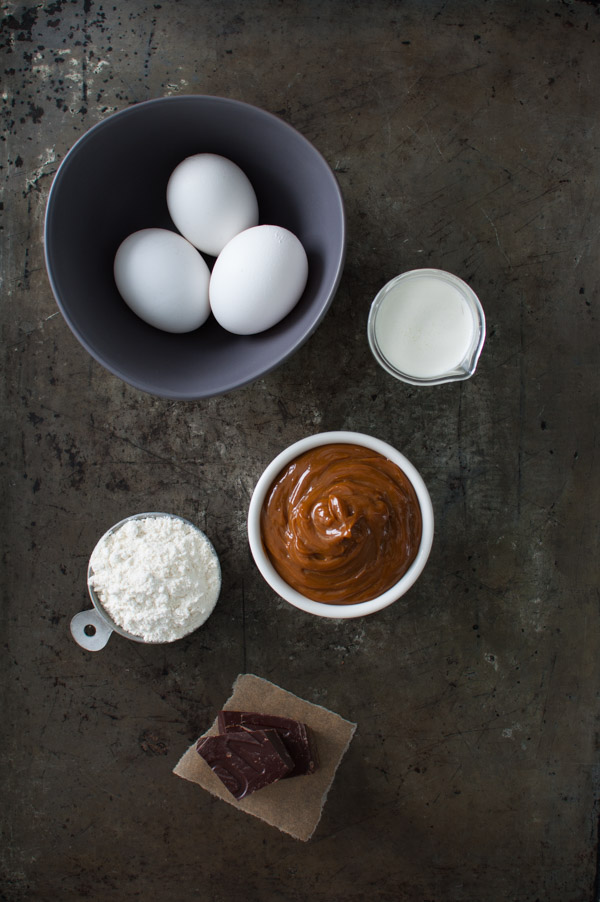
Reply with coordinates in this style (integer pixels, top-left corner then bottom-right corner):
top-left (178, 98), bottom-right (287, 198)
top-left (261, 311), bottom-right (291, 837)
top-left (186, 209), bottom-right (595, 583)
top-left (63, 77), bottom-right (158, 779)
top-left (218, 711), bottom-right (318, 777)
top-left (196, 729), bottom-right (293, 800)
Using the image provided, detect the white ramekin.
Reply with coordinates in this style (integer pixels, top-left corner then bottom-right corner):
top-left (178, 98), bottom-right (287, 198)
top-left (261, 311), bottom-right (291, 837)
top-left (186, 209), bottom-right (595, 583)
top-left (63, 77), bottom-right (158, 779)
top-left (247, 431), bottom-right (434, 619)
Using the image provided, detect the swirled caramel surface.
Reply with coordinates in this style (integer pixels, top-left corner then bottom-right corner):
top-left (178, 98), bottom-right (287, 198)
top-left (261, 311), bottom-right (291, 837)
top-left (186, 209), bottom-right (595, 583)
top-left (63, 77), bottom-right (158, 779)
top-left (260, 443), bottom-right (422, 605)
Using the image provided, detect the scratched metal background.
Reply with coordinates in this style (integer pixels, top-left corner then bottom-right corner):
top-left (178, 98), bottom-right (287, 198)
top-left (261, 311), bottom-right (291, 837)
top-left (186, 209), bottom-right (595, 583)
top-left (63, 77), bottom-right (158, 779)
top-left (2, 1), bottom-right (599, 900)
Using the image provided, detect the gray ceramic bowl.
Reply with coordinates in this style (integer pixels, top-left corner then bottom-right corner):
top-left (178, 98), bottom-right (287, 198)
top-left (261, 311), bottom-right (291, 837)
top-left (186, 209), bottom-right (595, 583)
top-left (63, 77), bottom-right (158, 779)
top-left (44, 96), bottom-right (346, 399)
top-left (70, 511), bottom-right (221, 651)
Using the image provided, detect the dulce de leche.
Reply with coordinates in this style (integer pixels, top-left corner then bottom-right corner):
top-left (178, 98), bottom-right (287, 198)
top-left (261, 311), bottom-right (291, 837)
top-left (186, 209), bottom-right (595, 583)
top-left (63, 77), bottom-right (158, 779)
top-left (260, 443), bottom-right (422, 605)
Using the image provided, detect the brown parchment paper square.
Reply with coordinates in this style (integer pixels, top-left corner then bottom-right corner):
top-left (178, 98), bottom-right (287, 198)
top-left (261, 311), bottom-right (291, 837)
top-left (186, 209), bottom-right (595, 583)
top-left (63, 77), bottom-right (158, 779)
top-left (173, 673), bottom-right (357, 841)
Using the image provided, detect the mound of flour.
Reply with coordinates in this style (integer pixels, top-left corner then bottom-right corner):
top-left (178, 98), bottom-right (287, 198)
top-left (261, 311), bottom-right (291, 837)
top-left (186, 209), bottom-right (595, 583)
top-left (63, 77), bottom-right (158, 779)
top-left (89, 516), bottom-right (221, 643)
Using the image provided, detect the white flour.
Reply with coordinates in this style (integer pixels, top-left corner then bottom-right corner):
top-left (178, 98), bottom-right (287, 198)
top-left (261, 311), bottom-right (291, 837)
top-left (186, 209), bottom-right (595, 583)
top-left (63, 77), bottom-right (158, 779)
top-left (89, 515), bottom-right (221, 643)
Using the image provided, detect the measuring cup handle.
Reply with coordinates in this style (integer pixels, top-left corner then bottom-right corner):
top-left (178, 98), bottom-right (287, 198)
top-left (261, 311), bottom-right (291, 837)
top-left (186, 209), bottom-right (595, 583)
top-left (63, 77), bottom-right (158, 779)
top-left (70, 609), bottom-right (113, 651)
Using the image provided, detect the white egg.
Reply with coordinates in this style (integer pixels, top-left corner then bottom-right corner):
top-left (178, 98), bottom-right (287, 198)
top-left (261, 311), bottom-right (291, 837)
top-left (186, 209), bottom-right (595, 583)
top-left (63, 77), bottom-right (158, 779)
top-left (209, 225), bottom-right (309, 335)
top-left (114, 228), bottom-right (211, 333)
top-left (166, 154), bottom-right (259, 257)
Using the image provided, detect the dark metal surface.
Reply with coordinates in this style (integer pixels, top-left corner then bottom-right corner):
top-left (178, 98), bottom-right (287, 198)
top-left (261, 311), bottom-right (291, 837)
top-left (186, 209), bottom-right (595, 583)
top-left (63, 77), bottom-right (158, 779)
top-left (2, 1), bottom-right (599, 900)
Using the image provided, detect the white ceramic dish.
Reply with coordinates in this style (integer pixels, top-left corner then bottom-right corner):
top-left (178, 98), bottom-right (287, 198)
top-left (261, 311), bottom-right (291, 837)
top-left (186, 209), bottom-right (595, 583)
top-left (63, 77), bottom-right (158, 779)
top-left (247, 431), bottom-right (434, 619)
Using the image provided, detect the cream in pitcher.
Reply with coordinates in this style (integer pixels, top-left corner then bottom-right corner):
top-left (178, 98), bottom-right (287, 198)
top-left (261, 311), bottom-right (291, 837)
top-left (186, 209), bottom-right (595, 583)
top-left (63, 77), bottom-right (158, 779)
top-left (368, 268), bottom-right (486, 385)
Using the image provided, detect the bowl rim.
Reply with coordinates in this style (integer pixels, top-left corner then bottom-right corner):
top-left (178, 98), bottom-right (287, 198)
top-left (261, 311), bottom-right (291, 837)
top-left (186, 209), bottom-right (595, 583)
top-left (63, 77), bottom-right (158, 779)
top-left (43, 94), bottom-right (347, 400)
top-left (247, 431), bottom-right (434, 619)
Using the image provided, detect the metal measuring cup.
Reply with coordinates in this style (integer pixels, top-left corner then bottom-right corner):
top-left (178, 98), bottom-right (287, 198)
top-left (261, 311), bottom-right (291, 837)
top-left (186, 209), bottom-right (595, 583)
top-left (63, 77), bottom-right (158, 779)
top-left (70, 511), bottom-right (221, 652)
